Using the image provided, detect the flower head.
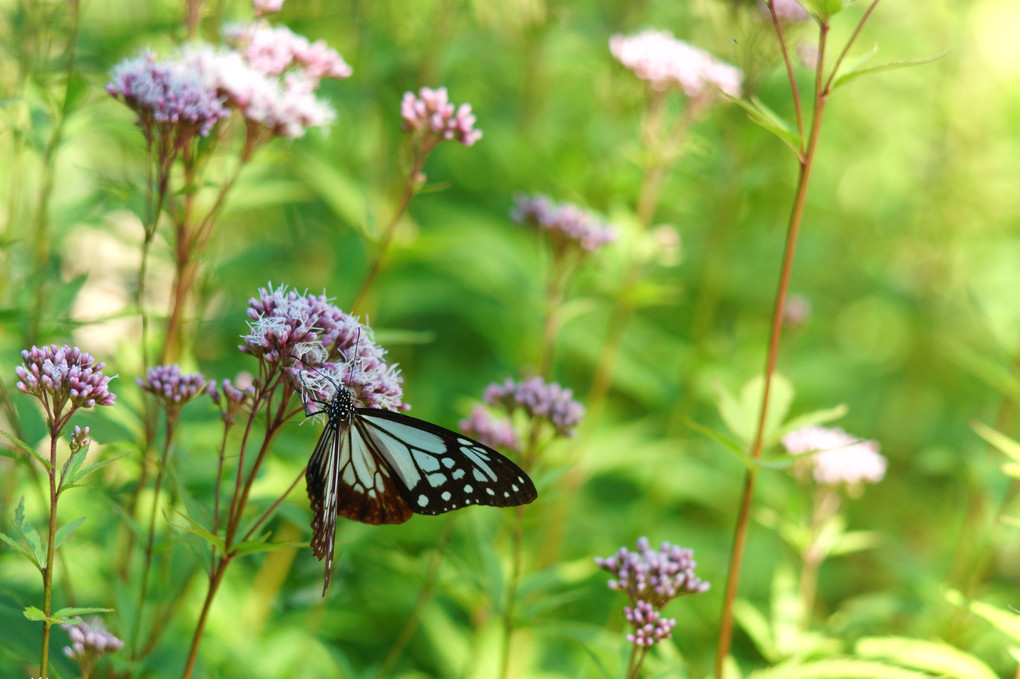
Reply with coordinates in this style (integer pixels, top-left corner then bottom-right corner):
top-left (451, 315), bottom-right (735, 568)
top-left (138, 365), bottom-right (209, 407)
top-left (782, 425), bottom-right (887, 486)
top-left (596, 536), bottom-right (710, 608)
top-left (401, 86), bottom-right (482, 148)
top-left (224, 22), bottom-right (353, 83)
top-left (69, 426), bottom-right (91, 455)
top-left (179, 44), bottom-right (336, 139)
top-left (484, 376), bottom-right (584, 438)
top-left (209, 378), bottom-right (254, 425)
top-left (241, 283), bottom-right (405, 411)
top-left (609, 30), bottom-right (743, 99)
top-left (107, 51), bottom-right (229, 141)
top-left (16, 345), bottom-right (116, 428)
top-left (625, 600), bottom-right (676, 648)
top-left (63, 617), bottom-right (124, 675)
top-left (459, 405), bottom-right (521, 453)
top-left (512, 193), bottom-right (616, 256)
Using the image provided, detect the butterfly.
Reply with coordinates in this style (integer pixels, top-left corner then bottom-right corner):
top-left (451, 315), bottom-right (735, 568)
top-left (302, 374), bottom-right (538, 595)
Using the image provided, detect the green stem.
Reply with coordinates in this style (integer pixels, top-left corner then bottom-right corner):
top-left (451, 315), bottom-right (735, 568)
top-left (181, 555), bottom-right (230, 679)
top-left (38, 431), bottom-right (60, 679)
top-left (350, 146), bottom-right (430, 315)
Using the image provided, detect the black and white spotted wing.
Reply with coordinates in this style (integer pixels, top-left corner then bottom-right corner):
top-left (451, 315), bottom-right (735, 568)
top-left (305, 385), bottom-right (537, 594)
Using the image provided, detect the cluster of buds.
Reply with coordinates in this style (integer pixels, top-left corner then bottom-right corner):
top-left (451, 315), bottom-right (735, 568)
top-left (511, 194), bottom-right (617, 257)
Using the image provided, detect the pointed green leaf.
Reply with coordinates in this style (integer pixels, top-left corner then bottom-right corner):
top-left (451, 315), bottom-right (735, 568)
top-left (729, 96), bottom-right (803, 157)
top-left (733, 598), bottom-right (778, 662)
top-left (716, 382), bottom-right (751, 445)
top-left (776, 404), bottom-right (848, 442)
top-left (946, 589), bottom-right (1020, 643)
top-left (972, 421), bottom-right (1020, 463)
top-left (165, 510), bottom-right (226, 555)
top-left (52, 606), bottom-right (114, 620)
top-left (857, 636), bottom-right (999, 679)
top-left (833, 51), bottom-right (949, 91)
top-left (0, 428), bottom-right (51, 470)
top-left (0, 530), bottom-right (42, 570)
top-left (53, 517), bottom-right (86, 552)
top-left (800, 0), bottom-right (846, 20)
top-left (686, 417), bottom-right (752, 468)
top-left (59, 448), bottom-right (88, 492)
top-left (231, 538), bottom-right (304, 556)
top-left (65, 451), bottom-right (133, 487)
top-left (23, 606), bottom-right (48, 622)
top-left (14, 497), bottom-right (45, 566)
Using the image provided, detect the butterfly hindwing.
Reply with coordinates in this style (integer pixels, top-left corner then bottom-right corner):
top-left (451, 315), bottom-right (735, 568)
top-left (354, 408), bottom-right (538, 515)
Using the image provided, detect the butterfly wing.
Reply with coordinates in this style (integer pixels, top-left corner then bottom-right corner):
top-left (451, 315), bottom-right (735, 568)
top-left (306, 415), bottom-right (412, 594)
top-left (353, 409), bottom-right (538, 515)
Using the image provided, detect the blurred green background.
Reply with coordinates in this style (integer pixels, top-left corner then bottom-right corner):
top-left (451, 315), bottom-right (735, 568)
top-left (1, 0), bottom-right (1019, 677)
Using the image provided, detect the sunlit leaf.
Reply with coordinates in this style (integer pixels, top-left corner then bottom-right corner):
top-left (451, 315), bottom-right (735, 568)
top-left (0, 530), bottom-right (41, 570)
top-left (833, 51), bottom-right (949, 91)
top-left (856, 636), bottom-right (998, 679)
top-left (729, 96), bottom-right (803, 156)
top-left (53, 516), bottom-right (86, 553)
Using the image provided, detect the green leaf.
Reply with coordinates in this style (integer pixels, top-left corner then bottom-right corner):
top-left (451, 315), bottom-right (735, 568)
top-left (53, 517), bottom-right (86, 553)
top-left (14, 497), bottom-right (45, 566)
top-left (231, 537), bottom-right (303, 556)
top-left (733, 598), bottom-right (778, 662)
top-left (0, 428), bottom-right (51, 470)
top-left (799, 0), bottom-right (846, 20)
top-left (686, 416), bottom-right (752, 468)
top-left (828, 529), bottom-right (881, 556)
top-left (833, 51), bottom-right (949, 91)
top-left (52, 606), bottom-right (114, 620)
top-left (165, 510), bottom-right (226, 555)
top-left (64, 451), bottom-right (133, 488)
top-left (945, 589), bottom-right (1020, 643)
top-left (972, 421), bottom-right (1020, 464)
top-left (59, 448), bottom-right (88, 492)
top-left (856, 636), bottom-right (998, 679)
top-left (749, 658), bottom-right (934, 679)
top-left (0, 530), bottom-right (42, 570)
top-left (23, 606), bottom-right (48, 622)
top-left (26, 605), bottom-right (114, 624)
top-left (729, 96), bottom-right (803, 157)
top-left (720, 374), bottom-right (795, 448)
top-left (776, 404), bottom-right (848, 443)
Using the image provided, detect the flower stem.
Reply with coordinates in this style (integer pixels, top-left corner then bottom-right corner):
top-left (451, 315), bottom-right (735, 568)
top-left (714, 12), bottom-right (843, 674)
top-left (350, 153), bottom-right (427, 316)
top-left (181, 556), bottom-right (230, 679)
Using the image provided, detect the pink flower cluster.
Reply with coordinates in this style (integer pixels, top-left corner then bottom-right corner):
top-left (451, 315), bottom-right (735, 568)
top-left (16, 345), bottom-right (117, 412)
top-left (609, 29), bottom-right (743, 98)
top-left (761, 0), bottom-right (812, 22)
top-left (109, 22), bottom-right (351, 141)
top-left (137, 364), bottom-right (210, 405)
top-left (484, 376), bottom-right (584, 438)
top-left (401, 86), bottom-right (482, 147)
top-left (224, 22), bottom-right (352, 83)
top-left (782, 425), bottom-right (888, 486)
top-left (459, 404), bottom-right (522, 453)
top-left (63, 617), bottom-right (124, 669)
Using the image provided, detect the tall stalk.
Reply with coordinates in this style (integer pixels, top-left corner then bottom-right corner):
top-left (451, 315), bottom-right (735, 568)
top-left (714, 4), bottom-right (881, 675)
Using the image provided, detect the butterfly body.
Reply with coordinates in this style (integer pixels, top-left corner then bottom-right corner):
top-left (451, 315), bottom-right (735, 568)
top-left (305, 382), bottom-right (537, 593)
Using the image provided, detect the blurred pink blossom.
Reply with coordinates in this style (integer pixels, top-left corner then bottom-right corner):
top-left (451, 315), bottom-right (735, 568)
top-left (401, 86), bottom-right (482, 147)
top-left (782, 425), bottom-right (888, 486)
top-left (609, 29), bottom-right (743, 98)
top-left (253, 0), bottom-right (285, 16)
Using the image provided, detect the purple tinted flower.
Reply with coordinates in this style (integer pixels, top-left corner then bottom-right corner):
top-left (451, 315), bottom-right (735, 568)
top-left (107, 51), bottom-right (229, 140)
top-left (625, 600), bottom-right (676, 647)
top-left (241, 283), bottom-right (406, 411)
top-left (63, 617), bottom-right (124, 673)
top-left (401, 86), bottom-right (482, 147)
top-left (459, 405), bottom-right (521, 453)
top-left (596, 537), bottom-right (709, 608)
top-left (485, 376), bottom-right (584, 438)
top-left (137, 365), bottom-right (209, 406)
top-left (609, 30), bottom-right (743, 98)
top-left (69, 426), bottom-right (91, 455)
top-left (512, 194), bottom-right (616, 256)
top-left (16, 345), bottom-right (116, 427)
top-left (209, 378), bottom-right (254, 424)
top-left (782, 425), bottom-right (887, 486)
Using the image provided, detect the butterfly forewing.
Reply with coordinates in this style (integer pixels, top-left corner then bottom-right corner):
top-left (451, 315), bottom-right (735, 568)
top-left (355, 409), bottom-right (538, 514)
